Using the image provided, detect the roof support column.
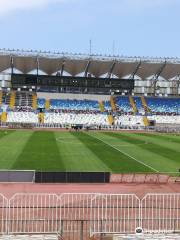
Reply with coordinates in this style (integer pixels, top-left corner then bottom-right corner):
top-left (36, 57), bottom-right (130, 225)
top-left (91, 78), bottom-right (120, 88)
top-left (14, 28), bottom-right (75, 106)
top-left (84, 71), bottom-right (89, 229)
top-left (84, 60), bottom-right (91, 78)
top-left (11, 55), bottom-right (14, 75)
top-left (151, 60), bottom-right (166, 96)
top-left (129, 60), bottom-right (141, 80)
top-left (61, 60), bottom-right (65, 76)
top-left (107, 61), bottom-right (116, 79)
top-left (36, 57), bottom-right (39, 91)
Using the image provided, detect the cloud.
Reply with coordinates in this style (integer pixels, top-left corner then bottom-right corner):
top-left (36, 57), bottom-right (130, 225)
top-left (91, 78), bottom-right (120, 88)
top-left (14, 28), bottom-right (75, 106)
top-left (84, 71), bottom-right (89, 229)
top-left (0, 0), bottom-right (67, 16)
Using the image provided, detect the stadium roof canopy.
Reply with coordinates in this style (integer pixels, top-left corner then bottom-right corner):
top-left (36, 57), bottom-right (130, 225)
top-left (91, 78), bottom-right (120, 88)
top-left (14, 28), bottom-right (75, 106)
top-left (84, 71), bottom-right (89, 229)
top-left (0, 49), bottom-right (180, 80)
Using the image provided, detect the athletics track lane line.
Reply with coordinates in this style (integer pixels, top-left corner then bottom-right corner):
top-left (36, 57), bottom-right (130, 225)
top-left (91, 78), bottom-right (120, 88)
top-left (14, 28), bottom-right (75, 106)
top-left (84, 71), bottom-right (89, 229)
top-left (86, 132), bottom-right (159, 173)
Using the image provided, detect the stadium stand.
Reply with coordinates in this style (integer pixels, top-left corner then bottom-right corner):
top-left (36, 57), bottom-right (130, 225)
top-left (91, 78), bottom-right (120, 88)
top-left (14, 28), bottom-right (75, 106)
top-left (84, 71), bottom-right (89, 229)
top-left (115, 96), bottom-right (133, 113)
top-left (44, 112), bottom-right (109, 125)
top-left (0, 90), bottom-right (179, 129)
top-left (0, 51), bottom-right (179, 131)
top-left (146, 97), bottom-right (180, 114)
top-left (48, 99), bottom-right (100, 111)
top-left (7, 111), bottom-right (38, 123)
top-left (37, 98), bottom-right (46, 108)
top-left (133, 96), bottom-right (145, 115)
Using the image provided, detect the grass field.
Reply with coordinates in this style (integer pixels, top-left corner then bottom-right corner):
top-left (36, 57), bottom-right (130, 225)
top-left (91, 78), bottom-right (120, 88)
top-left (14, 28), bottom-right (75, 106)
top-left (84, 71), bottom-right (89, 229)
top-left (0, 129), bottom-right (179, 174)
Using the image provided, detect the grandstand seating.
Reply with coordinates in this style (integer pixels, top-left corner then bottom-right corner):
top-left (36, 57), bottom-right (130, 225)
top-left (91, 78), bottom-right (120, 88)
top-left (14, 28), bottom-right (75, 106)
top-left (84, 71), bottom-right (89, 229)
top-left (133, 97), bottom-right (145, 115)
top-left (115, 96), bottom-right (133, 113)
top-left (37, 98), bottom-right (46, 108)
top-left (7, 112), bottom-right (38, 123)
top-left (104, 100), bottom-right (112, 111)
top-left (44, 112), bottom-right (109, 125)
top-left (0, 90), bottom-right (179, 128)
top-left (114, 115), bottom-right (144, 127)
top-left (48, 99), bottom-right (100, 111)
top-left (148, 115), bottom-right (180, 124)
top-left (146, 97), bottom-right (180, 114)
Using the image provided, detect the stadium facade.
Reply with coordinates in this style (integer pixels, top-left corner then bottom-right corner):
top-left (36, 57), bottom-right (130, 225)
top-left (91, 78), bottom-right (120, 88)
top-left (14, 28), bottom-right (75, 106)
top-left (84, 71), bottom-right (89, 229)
top-left (0, 49), bottom-right (180, 96)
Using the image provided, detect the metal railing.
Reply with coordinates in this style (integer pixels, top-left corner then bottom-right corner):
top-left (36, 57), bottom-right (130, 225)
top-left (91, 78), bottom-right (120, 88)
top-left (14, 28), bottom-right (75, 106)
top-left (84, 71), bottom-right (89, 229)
top-left (0, 193), bottom-right (179, 238)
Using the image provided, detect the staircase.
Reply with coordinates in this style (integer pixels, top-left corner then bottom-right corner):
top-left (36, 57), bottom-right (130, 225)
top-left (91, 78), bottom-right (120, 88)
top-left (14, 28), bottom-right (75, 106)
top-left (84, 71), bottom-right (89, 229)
top-left (1, 112), bottom-right (7, 122)
top-left (32, 94), bottom-right (37, 110)
top-left (99, 101), bottom-right (104, 112)
top-left (10, 91), bottom-right (16, 109)
top-left (38, 112), bottom-right (44, 124)
top-left (141, 96), bottom-right (150, 113)
top-left (129, 96), bottom-right (137, 114)
top-left (0, 91), bottom-right (2, 107)
top-left (45, 99), bottom-right (50, 110)
top-left (108, 114), bottom-right (114, 125)
top-left (143, 116), bottom-right (150, 126)
top-left (110, 96), bottom-right (116, 112)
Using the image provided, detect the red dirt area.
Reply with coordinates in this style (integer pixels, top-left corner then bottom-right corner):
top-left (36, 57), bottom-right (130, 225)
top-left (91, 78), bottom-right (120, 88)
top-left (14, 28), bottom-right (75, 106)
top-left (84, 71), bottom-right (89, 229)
top-left (0, 182), bottom-right (179, 199)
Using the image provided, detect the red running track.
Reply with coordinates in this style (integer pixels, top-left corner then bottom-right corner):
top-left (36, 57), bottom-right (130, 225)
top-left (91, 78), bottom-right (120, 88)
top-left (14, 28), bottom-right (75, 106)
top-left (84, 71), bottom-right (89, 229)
top-left (0, 182), bottom-right (180, 198)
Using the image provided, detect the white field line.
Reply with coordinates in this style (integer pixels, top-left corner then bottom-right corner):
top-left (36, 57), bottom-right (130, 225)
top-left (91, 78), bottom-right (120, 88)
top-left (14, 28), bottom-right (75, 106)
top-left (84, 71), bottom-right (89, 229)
top-left (56, 137), bottom-right (151, 147)
top-left (87, 133), bottom-right (159, 173)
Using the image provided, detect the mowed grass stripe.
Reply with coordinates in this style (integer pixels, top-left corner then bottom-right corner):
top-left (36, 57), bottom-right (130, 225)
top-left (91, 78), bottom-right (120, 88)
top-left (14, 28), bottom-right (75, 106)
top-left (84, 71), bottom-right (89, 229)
top-left (115, 132), bottom-right (180, 162)
top-left (0, 130), bottom-right (15, 138)
top-left (88, 132), bottom-right (158, 172)
top-left (72, 132), bottom-right (151, 173)
top-left (135, 132), bottom-right (180, 150)
top-left (0, 130), bottom-right (33, 169)
top-left (102, 132), bottom-right (180, 172)
top-left (13, 131), bottom-right (65, 171)
top-left (54, 132), bottom-right (110, 172)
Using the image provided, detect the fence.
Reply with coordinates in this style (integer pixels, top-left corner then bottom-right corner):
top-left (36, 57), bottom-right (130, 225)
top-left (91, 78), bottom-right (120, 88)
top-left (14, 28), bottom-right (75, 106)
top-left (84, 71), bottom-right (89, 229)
top-left (0, 193), bottom-right (179, 238)
top-left (90, 194), bottom-right (140, 235)
top-left (141, 193), bottom-right (180, 233)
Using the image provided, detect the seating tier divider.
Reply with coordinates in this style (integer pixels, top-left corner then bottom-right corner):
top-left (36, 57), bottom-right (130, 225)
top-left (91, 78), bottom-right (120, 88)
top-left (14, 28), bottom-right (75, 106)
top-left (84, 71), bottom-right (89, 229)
top-left (32, 94), bottom-right (37, 110)
top-left (129, 96), bottom-right (137, 114)
top-left (99, 101), bottom-right (104, 112)
top-left (110, 96), bottom-right (116, 112)
top-left (10, 92), bottom-right (16, 109)
top-left (141, 96), bottom-right (150, 113)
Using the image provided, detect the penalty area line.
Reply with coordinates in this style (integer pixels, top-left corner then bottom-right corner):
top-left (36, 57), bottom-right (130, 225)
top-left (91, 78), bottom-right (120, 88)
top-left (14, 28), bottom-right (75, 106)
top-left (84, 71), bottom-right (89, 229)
top-left (86, 133), bottom-right (159, 173)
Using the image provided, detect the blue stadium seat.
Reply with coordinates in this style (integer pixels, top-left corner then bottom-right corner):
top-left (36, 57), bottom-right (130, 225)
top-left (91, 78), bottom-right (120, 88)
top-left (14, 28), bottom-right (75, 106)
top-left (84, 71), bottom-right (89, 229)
top-left (146, 97), bottom-right (180, 114)
top-left (104, 101), bottom-right (112, 111)
top-left (133, 97), bottom-right (144, 114)
top-left (115, 96), bottom-right (133, 113)
top-left (49, 99), bottom-right (100, 111)
top-left (37, 98), bottom-right (46, 108)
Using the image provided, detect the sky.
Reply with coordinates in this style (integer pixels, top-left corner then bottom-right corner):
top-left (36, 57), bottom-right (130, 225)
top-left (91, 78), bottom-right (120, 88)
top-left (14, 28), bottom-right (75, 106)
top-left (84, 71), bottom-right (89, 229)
top-left (0, 0), bottom-right (179, 57)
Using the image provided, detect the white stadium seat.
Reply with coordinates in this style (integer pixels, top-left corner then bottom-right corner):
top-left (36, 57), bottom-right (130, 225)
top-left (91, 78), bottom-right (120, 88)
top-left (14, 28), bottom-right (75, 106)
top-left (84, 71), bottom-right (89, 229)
top-left (7, 112), bottom-right (38, 123)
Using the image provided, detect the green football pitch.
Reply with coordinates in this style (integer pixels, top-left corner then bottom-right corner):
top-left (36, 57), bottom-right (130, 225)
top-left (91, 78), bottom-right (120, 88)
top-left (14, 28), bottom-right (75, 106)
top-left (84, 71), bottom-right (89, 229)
top-left (0, 129), bottom-right (179, 174)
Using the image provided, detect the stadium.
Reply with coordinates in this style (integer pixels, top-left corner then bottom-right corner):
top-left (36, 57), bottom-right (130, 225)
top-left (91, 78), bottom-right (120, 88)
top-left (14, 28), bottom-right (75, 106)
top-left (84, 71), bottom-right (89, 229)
top-left (0, 48), bottom-right (179, 240)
